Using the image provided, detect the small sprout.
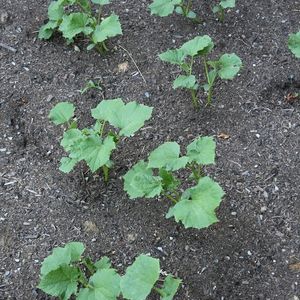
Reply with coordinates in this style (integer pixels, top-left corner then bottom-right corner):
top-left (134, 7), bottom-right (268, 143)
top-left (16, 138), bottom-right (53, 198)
top-left (39, 0), bottom-right (122, 53)
top-left (212, 0), bottom-right (236, 22)
top-left (79, 80), bottom-right (102, 94)
top-left (49, 98), bottom-right (153, 182)
top-left (159, 35), bottom-right (242, 108)
top-left (124, 136), bottom-right (225, 229)
top-left (149, 0), bottom-right (200, 22)
top-left (288, 31), bottom-right (300, 58)
top-left (38, 242), bottom-right (181, 300)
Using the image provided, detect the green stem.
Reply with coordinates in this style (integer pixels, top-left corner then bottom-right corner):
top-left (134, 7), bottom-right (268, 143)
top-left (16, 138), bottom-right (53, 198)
top-left (153, 286), bottom-right (163, 296)
top-left (78, 271), bottom-right (92, 288)
top-left (101, 41), bottom-right (108, 52)
top-left (163, 192), bottom-right (178, 204)
top-left (203, 57), bottom-right (214, 105)
top-left (190, 89), bottom-right (199, 108)
top-left (97, 5), bottom-right (102, 24)
top-left (102, 165), bottom-right (109, 183)
top-left (219, 8), bottom-right (225, 22)
top-left (82, 259), bottom-right (95, 275)
top-left (99, 121), bottom-right (106, 137)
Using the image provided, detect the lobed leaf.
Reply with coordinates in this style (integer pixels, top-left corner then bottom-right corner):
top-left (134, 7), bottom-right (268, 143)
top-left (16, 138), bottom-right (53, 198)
top-left (148, 142), bottom-right (188, 171)
top-left (186, 136), bottom-right (216, 165)
top-left (160, 275), bottom-right (182, 300)
top-left (180, 35), bottom-right (214, 57)
top-left (94, 256), bottom-right (111, 270)
top-left (288, 31), bottom-right (300, 58)
top-left (166, 177), bottom-right (224, 229)
top-left (39, 20), bottom-right (58, 39)
top-left (123, 161), bottom-right (163, 199)
top-left (159, 49), bottom-right (186, 65)
top-left (121, 255), bottom-right (160, 300)
top-left (49, 102), bottom-right (75, 125)
top-left (149, 0), bottom-right (182, 17)
top-left (38, 265), bottom-right (80, 300)
top-left (92, 14), bottom-right (122, 43)
top-left (48, 0), bottom-right (64, 21)
top-left (59, 157), bottom-right (78, 173)
top-left (217, 53), bottom-right (242, 80)
top-left (59, 12), bottom-right (93, 40)
top-left (173, 75), bottom-right (197, 90)
top-left (77, 269), bottom-right (121, 300)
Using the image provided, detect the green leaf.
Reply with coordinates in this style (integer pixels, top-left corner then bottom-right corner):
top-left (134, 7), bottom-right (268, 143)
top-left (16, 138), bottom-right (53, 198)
top-left (77, 269), bottom-right (121, 300)
top-left (148, 142), bottom-right (188, 171)
top-left (59, 157), bottom-right (78, 173)
top-left (94, 256), bottom-right (111, 270)
top-left (92, 99), bottom-right (153, 137)
top-left (59, 12), bottom-right (93, 40)
top-left (217, 53), bottom-right (242, 80)
top-left (38, 265), bottom-right (80, 300)
top-left (121, 255), bottom-right (160, 300)
top-left (159, 49), bottom-right (186, 65)
top-left (80, 135), bottom-right (116, 172)
top-left (186, 136), bottom-right (216, 165)
top-left (41, 242), bottom-right (85, 276)
top-left (123, 161), bottom-right (163, 199)
top-left (91, 0), bottom-right (110, 4)
top-left (48, 1), bottom-right (64, 21)
top-left (39, 20), bottom-right (58, 39)
top-left (61, 129), bottom-right (84, 152)
top-left (149, 0), bottom-right (182, 17)
top-left (288, 31), bottom-right (300, 58)
top-left (220, 0), bottom-right (236, 9)
top-left (160, 275), bottom-right (182, 300)
top-left (186, 11), bottom-right (197, 19)
top-left (159, 169), bottom-right (180, 191)
top-left (49, 102), bottom-right (75, 125)
top-left (173, 75), bottom-right (197, 90)
top-left (92, 14), bottom-right (122, 43)
top-left (180, 35), bottom-right (214, 57)
top-left (166, 177), bottom-right (224, 229)
top-left (212, 5), bottom-right (221, 13)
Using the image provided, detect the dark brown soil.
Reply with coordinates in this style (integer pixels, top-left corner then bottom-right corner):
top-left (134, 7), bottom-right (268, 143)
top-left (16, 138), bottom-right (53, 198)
top-left (1, 0), bottom-right (300, 299)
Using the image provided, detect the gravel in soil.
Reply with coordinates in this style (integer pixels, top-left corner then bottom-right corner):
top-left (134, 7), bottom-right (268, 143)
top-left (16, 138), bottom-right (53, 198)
top-left (1, 0), bottom-right (300, 299)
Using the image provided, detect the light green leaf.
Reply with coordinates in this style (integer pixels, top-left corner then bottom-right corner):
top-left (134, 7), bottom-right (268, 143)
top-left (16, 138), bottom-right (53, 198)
top-left (49, 102), bottom-right (75, 125)
top-left (166, 177), bottom-right (224, 229)
top-left (123, 161), bottom-right (163, 199)
top-left (92, 14), bottom-right (122, 43)
top-left (220, 0), bottom-right (236, 9)
top-left (149, 0), bottom-right (182, 17)
top-left (160, 275), bottom-right (182, 300)
top-left (121, 255), bottom-right (160, 300)
top-left (39, 20), bottom-right (58, 39)
top-left (80, 135), bottom-right (116, 172)
top-left (187, 136), bottom-right (216, 165)
top-left (77, 269), bottom-right (121, 300)
top-left (217, 53), bottom-right (242, 80)
top-left (92, 99), bottom-right (153, 137)
top-left (148, 142), bottom-right (188, 171)
top-left (38, 266), bottom-right (80, 300)
top-left (60, 129), bottom-right (84, 152)
top-left (94, 256), bottom-right (111, 270)
top-left (59, 13), bottom-right (93, 40)
top-left (186, 11), bottom-right (197, 19)
top-left (180, 35), bottom-right (214, 56)
top-left (159, 49), bottom-right (186, 65)
top-left (212, 5), bottom-right (220, 13)
top-left (288, 31), bottom-right (300, 58)
top-left (173, 75), bottom-right (197, 90)
top-left (48, 1), bottom-right (64, 21)
top-left (40, 242), bottom-right (85, 276)
top-left (59, 157), bottom-right (78, 173)
top-left (91, 0), bottom-right (110, 4)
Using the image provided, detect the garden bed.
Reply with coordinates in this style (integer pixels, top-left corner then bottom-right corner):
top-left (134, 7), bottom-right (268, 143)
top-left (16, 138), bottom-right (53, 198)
top-left (1, 0), bottom-right (300, 299)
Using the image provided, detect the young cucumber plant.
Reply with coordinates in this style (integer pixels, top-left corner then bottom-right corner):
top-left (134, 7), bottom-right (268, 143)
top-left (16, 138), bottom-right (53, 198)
top-left (159, 35), bottom-right (242, 108)
top-left (38, 242), bottom-right (182, 300)
top-left (39, 0), bottom-right (122, 53)
top-left (49, 99), bottom-right (152, 182)
top-left (212, 0), bottom-right (236, 22)
top-left (288, 31), bottom-right (300, 58)
top-left (124, 136), bottom-right (225, 229)
top-left (149, 0), bottom-right (199, 22)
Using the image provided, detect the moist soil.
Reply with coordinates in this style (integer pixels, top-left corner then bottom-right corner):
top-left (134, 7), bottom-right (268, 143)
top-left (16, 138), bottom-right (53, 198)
top-left (1, 0), bottom-right (300, 299)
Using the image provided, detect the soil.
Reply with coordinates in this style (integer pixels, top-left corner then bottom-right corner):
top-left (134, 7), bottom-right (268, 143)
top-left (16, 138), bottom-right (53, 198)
top-left (1, 0), bottom-right (300, 299)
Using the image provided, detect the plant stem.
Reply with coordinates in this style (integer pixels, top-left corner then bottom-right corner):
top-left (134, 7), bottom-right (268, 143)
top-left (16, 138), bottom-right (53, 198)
top-left (219, 8), bottom-right (225, 22)
top-left (102, 165), bottom-right (109, 183)
top-left (97, 5), bottom-right (102, 24)
top-left (82, 259), bottom-right (95, 275)
top-left (203, 57), bottom-right (213, 105)
top-left (190, 89), bottom-right (199, 108)
top-left (153, 286), bottom-right (164, 296)
top-left (163, 192), bottom-right (178, 204)
top-left (100, 121), bottom-right (106, 137)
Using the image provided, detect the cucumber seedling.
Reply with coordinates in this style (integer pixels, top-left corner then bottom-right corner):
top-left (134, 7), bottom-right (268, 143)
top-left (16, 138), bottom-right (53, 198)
top-left (124, 136), bottom-right (225, 229)
top-left (288, 31), bottom-right (300, 58)
top-left (38, 242), bottom-right (182, 300)
top-left (49, 99), bottom-right (153, 182)
top-left (159, 35), bottom-right (242, 108)
top-left (149, 0), bottom-right (200, 22)
top-left (212, 0), bottom-right (236, 22)
top-left (39, 0), bottom-right (122, 53)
